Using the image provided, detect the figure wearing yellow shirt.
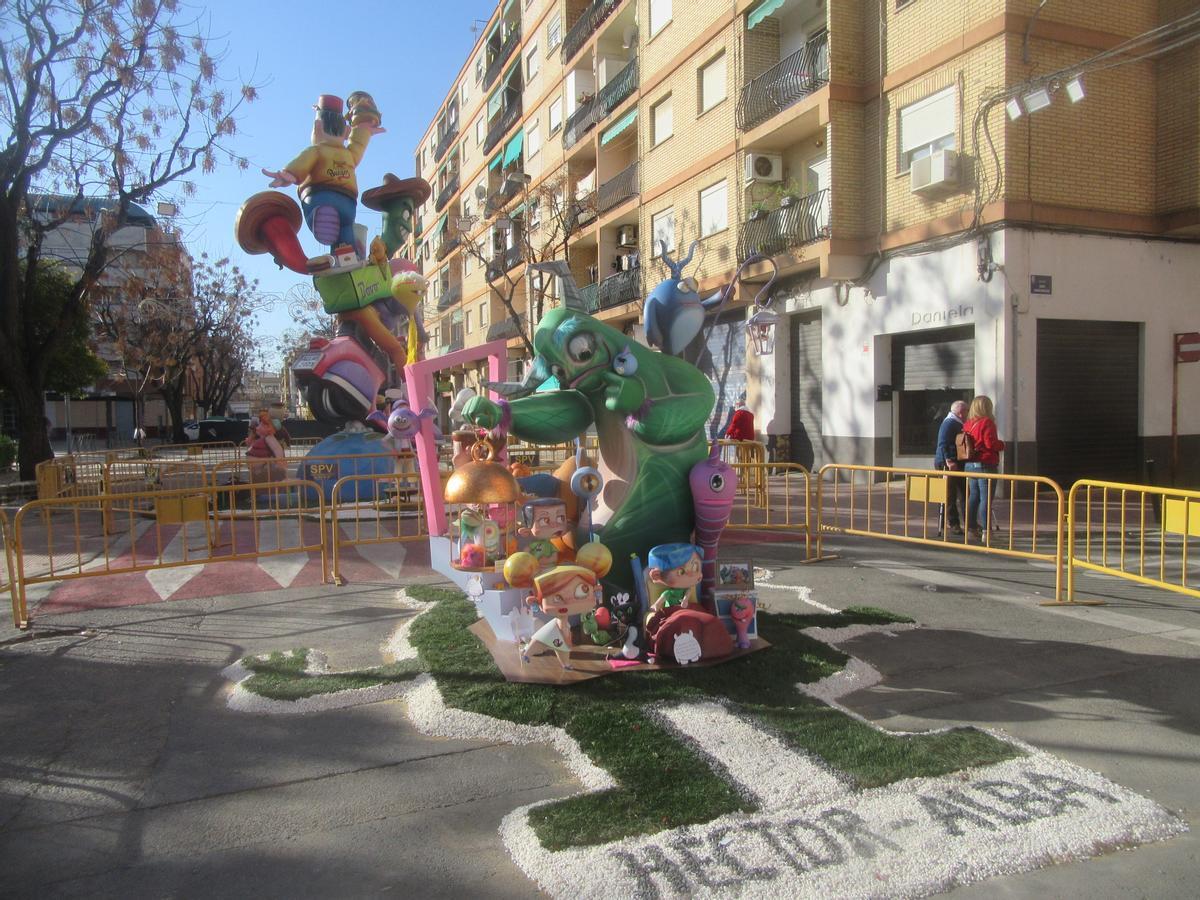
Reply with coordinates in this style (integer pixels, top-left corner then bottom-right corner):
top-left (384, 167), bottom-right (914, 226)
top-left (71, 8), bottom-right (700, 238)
top-left (262, 93), bottom-right (384, 256)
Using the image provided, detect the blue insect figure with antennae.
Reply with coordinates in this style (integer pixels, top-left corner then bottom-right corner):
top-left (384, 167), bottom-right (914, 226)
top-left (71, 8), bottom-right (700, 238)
top-left (642, 240), bottom-right (726, 357)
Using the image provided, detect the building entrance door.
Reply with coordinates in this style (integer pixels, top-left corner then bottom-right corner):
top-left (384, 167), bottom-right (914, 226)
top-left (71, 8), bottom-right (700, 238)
top-left (789, 310), bottom-right (823, 469)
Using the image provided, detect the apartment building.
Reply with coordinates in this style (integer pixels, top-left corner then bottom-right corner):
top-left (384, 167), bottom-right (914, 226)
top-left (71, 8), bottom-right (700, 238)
top-left (412, 0), bottom-right (1200, 487)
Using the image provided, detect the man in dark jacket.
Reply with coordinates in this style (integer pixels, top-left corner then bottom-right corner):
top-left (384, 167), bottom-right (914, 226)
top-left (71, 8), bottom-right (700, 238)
top-left (933, 400), bottom-right (967, 535)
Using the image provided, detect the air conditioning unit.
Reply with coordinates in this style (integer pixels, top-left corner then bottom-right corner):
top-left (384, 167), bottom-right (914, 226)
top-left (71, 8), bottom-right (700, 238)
top-left (911, 149), bottom-right (961, 195)
top-left (617, 224), bottom-right (638, 248)
top-left (745, 152), bottom-right (783, 183)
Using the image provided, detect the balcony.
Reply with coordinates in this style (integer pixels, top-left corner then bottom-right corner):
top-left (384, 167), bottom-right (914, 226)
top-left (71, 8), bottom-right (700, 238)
top-left (487, 174), bottom-right (524, 213)
top-left (562, 0), bottom-right (622, 63)
top-left (437, 280), bottom-right (462, 311)
top-left (736, 34), bottom-right (829, 133)
top-left (487, 313), bottom-right (527, 342)
top-left (447, 333), bottom-right (464, 353)
top-left (484, 26), bottom-right (521, 88)
top-left (563, 57), bottom-right (638, 149)
top-left (436, 232), bottom-right (460, 261)
top-left (568, 192), bottom-right (597, 234)
top-left (433, 122), bottom-right (459, 162)
top-left (597, 161), bottom-right (638, 215)
top-left (597, 266), bottom-right (640, 310)
top-left (486, 245), bottom-right (523, 281)
top-left (578, 282), bottom-right (600, 313)
top-left (737, 188), bottom-right (830, 263)
top-left (434, 173), bottom-right (459, 212)
top-left (484, 99), bottom-right (523, 154)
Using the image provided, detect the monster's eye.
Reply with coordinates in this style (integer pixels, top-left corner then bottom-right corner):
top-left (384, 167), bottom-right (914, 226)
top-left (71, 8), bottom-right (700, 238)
top-left (567, 332), bottom-right (596, 363)
top-left (709, 474), bottom-right (725, 492)
top-left (550, 363), bottom-right (567, 381)
top-left (575, 583), bottom-right (591, 599)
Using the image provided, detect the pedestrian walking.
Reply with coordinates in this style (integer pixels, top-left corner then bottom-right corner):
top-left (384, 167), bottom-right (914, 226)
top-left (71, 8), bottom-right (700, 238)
top-left (933, 400), bottom-right (967, 536)
top-left (962, 395), bottom-right (1005, 541)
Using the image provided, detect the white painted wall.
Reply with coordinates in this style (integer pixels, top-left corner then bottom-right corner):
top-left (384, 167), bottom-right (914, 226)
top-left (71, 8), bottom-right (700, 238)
top-left (1000, 228), bottom-right (1200, 440)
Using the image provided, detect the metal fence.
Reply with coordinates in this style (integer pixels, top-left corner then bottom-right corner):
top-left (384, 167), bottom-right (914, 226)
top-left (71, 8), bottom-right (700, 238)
top-left (328, 472), bottom-right (429, 585)
top-left (737, 189), bottom-right (830, 263)
top-left (1067, 480), bottom-right (1200, 603)
top-left (736, 36), bottom-right (829, 132)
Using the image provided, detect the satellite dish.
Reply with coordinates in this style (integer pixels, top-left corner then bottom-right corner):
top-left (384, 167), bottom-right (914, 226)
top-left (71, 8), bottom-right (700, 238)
top-left (474, 184), bottom-right (488, 200)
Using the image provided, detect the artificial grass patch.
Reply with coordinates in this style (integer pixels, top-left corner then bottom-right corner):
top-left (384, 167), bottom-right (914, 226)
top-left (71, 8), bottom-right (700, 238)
top-left (404, 586), bottom-right (1021, 850)
top-left (240, 649), bottom-right (421, 702)
top-left (234, 586), bottom-right (1018, 848)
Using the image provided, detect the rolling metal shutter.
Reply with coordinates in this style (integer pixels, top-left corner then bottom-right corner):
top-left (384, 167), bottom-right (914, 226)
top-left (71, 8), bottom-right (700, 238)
top-left (1036, 319), bottom-right (1140, 487)
top-left (789, 311), bottom-right (823, 469)
top-left (895, 325), bottom-right (975, 390)
top-left (696, 311), bottom-right (748, 439)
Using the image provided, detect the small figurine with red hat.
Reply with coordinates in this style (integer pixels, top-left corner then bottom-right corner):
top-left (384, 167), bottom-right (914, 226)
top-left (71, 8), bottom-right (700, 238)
top-left (262, 92), bottom-right (384, 260)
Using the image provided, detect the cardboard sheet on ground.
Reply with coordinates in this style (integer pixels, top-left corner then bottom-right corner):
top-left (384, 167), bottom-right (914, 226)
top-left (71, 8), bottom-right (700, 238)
top-left (468, 618), bottom-right (771, 685)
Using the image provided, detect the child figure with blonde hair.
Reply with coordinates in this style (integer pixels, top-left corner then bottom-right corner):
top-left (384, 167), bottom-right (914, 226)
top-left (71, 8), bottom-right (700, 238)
top-left (505, 542), bottom-right (612, 670)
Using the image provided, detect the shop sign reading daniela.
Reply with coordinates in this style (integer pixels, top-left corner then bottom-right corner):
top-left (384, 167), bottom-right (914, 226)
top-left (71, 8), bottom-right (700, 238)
top-left (911, 303), bottom-right (974, 327)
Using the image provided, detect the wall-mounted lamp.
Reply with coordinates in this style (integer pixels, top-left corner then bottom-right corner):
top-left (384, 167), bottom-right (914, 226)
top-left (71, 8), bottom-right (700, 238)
top-left (1065, 76), bottom-right (1085, 103)
top-left (1022, 87), bottom-right (1052, 113)
top-left (1005, 98), bottom-right (1024, 120)
top-left (747, 308), bottom-right (779, 356)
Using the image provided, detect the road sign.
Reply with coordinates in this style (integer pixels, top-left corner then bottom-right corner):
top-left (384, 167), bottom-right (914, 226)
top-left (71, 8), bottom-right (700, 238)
top-left (1176, 332), bottom-right (1200, 364)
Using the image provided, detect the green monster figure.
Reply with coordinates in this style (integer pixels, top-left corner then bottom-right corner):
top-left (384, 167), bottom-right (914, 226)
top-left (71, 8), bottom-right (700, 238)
top-left (463, 307), bottom-right (715, 592)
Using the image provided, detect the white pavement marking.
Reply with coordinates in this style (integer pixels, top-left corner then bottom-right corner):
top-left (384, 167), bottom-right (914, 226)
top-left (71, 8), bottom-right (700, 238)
top-left (342, 527), bottom-right (407, 580)
top-left (254, 519), bottom-right (308, 588)
top-left (656, 701), bottom-right (848, 809)
top-left (754, 570), bottom-right (839, 613)
top-left (78, 520), bottom-right (154, 573)
top-left (861, 557), bottom-right (1200, 649)
top-left (145, 522), bottom-right (206, 600)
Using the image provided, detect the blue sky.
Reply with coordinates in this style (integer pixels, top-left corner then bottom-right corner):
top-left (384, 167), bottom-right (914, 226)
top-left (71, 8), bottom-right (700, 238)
top-left (182, 0), bottom-right (495, 358)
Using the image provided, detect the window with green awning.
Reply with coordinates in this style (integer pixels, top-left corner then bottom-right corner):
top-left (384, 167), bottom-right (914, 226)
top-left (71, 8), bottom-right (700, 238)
top-left (747, 0), bottom-right (787, 30)
top-left (601, 108), bottom-right (637, 146)
top-left (502, 130), bottom-right (524, 167)
top-left (489, 153), bottom-right (503, 171)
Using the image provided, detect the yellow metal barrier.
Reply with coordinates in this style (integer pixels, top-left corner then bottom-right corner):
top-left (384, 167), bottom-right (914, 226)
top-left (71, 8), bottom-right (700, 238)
top-left (13, 479), bottom-right (328, 622)
top-left (328, 471), bottom-right (428, 585)
top-left (725, 462), bottom-right (819, 561)
top-left (35, 456), bottom-right (107, 501)
top-left (150, 441), bottom-right (242, 465)
top-left (717, 440), bottom-right (768, 506)
top-left (817, 464), bottom-right (1067, 601)
top-left (208, 451), bottom-right (405, 488)
top-left (2, 509), bottom-right (23, 629)
top-left (1067, 480), bottom-right (1200, 604)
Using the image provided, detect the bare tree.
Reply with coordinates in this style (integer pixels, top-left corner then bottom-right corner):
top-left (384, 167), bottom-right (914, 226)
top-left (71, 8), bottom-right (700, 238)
top-left (0, 0), bottom-right (256, 476)
top-left (456, 170), bottom-right (595, 358)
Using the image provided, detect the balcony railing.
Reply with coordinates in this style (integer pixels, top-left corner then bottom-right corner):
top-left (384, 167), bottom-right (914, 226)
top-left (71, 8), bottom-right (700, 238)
top-left (736, 34), bottom-right (830, 132)
top-left (737, 188), bottom-right (830, 263)
top-left (484, 26), bottom-right (521, 88)
top-left (487, 174), bottom-right (524, 213)
top-left (563, 56), bottom-right (638, 149)
top-left (447, 332), bottom-right (464, 353)
top-left (486, 245), bottom-right (523, 281)
top-left (437, 280), bottom-right (462, 311)
top-left (433, 122), bottom-right (459, 162)
top-left (487, 312), bottom-right (527, 342)
top-left (597, 161), bottom-right (638, 215)
top-left (562, 0), bottom-right (622, 63)
top-left (484, 98), bottom-right (523, 154)
top-left (597, 266), bottom-right (640, 310)
top-left (578, 282), bottom-right (600, 313)
top-left (436, 232), bottom-right (460, 261)
top-left (568, 192), bottom-right (597, 233)
top-left (434, 173), bottom-right (459, 212)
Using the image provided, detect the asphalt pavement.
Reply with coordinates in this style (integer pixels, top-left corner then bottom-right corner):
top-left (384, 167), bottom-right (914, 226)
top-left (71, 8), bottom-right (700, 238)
top-left (0, 536), bottom-right (1197, 898)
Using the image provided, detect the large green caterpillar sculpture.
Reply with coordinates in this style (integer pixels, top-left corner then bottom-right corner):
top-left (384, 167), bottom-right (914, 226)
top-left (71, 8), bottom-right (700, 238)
top-left (463, 306), bottom-right (715, 592)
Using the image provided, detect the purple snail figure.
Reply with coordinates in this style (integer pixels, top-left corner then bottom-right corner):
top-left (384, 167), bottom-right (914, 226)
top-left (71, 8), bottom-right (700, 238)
top-left (689, 441), bottom-right (738, 614)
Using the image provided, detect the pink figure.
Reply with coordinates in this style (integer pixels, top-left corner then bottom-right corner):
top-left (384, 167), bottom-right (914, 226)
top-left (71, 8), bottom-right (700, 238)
top-left (729, 594), bottom-right (755, 649)
top-left (460, 543), bottom-right (486, 569)
top-left (245, 411), bottom-right (286, 484)
top-left (689, 442), bottom-right (738, 613)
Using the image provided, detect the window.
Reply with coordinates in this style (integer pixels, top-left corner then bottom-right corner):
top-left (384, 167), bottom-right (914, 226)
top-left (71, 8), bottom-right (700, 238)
top-left (651, 208), bottom-right (675, 256)
top-left (650, 0), bottom-right (671, 36)
top-left (528, 121), bottom-right (542, 157)
top-left (475, 57), bottom-right (483, 83)
top-left (547, 15), bottom-right (561, 52)
top-left (464, 252), bottom-right (472, 275)
top-left (479, 301), bottom-right (488, 327)
top-left (899, 85), bottom-right (956, 171)
top-left (699, 52), bottom-right (726, 113)
top-left (461, 80), bottom-right (469, 104)
top-left (476, 117), bottom-right (485, 145)
top-left (548, 97), bottom-right (563, 134)
top-left (465, 309), bottom-right (472, 333)
top-left (651, 94), bottom-right (673, 145)
top-left (699, 180), bottom-right (728, 237)
top-left (526, 43), bottom-right (540, 79)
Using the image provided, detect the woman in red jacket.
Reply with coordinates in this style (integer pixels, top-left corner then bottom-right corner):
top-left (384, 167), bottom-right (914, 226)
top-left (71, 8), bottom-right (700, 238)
top-left (723, 396), bottom-right (755, 442)
top-left (962, 395), bottom-right (1005, 540)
